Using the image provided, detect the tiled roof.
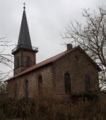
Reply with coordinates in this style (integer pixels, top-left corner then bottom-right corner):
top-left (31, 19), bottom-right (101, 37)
top-left (6, 46), bottom-right (101, 81)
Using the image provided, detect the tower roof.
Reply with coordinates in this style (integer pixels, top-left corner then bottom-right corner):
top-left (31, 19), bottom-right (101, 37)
top-left (12, 7), bottom-right (38, 54)
top-left (18, 7), bottom-right (32, 47)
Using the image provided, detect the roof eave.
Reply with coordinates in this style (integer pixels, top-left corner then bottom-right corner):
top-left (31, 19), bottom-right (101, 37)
top-left (5, 62), bottom-right (52, 82)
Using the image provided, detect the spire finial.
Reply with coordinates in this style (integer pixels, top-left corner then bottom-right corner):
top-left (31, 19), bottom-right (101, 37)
top-left (23, 2), bottom-right (26, 9)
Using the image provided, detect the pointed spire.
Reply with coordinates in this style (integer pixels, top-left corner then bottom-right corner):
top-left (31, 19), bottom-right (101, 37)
top-left (18, 5), bottom-right (32, 48)
top-left (12, 5), bottom-right (38, 54)
top-left (23, 2), bottom-right (26, 10)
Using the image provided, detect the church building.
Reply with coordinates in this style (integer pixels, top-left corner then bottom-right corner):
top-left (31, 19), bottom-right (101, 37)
top-left (6, 6), bottom-right (101, 99)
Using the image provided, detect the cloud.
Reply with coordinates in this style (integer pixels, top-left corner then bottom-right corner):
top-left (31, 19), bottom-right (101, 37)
top-left (0, 0), bottom-right (106, 79)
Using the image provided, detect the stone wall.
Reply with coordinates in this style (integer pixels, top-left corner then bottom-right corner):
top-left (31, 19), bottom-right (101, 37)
top-left (14, 50), bottom-right (36, 75)
top-left (7, 49), bottom-right (99, 99)
top-left (7, 64), bottom-right (53, 99)
top-left (53, 49), bottom-right (99, 94)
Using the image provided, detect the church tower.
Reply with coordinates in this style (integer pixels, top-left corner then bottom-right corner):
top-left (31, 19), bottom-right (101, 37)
top-left (12, 5), bottom-right (38, 75)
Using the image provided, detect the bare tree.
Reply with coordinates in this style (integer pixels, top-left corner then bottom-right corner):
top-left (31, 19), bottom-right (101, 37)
top-left (63, 6), bottom-right (106, 86)
top-left (0, 37), bottom-right (13, 81)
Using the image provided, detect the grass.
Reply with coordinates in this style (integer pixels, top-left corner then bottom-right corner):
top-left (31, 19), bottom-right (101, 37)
top-left (0, 91), bottom-right (106, 120)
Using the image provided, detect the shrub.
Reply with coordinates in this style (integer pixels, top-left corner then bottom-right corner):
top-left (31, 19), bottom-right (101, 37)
top-left (70, 91), bottom-right (99, 103)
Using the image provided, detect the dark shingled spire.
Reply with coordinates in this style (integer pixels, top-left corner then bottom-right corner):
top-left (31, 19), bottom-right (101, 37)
top-left (12, 6), bottom-right (38, 54)
top-left (18, 8), bottom-right (32, 48)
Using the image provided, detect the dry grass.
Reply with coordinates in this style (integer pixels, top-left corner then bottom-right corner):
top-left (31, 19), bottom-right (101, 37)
top-left (0, 92), bottom-right (106, 120)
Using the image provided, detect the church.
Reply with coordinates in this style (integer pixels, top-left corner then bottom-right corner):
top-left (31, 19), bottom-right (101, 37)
top-left (6, 6), bottom-right (101, 99)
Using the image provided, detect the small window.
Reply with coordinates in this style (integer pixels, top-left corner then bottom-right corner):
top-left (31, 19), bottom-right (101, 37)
top-left (85, 75), bottom-right (90, 92)
top-left (64, 73), bottom-right (71, 94)
top-left (27, 57), bottom-right (30, 67)
top-left (74, 56), bottom-right (78, 62)
top-left (14, 84), bottom-right (17, 98)
top-left (17, 57), bottom-right (19, 67)
top-left (26, 80), bottom-right (29, 98)
top-left (38, 75), bottom-right (42, 92)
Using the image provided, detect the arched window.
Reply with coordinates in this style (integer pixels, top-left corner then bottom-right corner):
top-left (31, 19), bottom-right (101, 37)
top-left (74, 56), bottom-right (78, 62)
top-left (27, 57), bottom-right (30, 67)
top-left (17, 57), bottom-right (19, 68)
top-left (64, 73), bottom-right (71, 93)
top-left (26, 80), bottom-right (29, 98)
top-left (38, 75), bottom-right (42, 91)
top-left (14, 84), bottom-right (17, 98)
top-left (85, 75), bottom-right (90, 91)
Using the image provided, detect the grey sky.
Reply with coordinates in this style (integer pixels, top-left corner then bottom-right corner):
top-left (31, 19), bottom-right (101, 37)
top-left (0, 0), bottom-right (106, 79)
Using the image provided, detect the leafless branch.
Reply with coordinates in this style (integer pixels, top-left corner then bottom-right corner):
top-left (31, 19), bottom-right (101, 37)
top-left (63, 5), bottom-right (106, 85)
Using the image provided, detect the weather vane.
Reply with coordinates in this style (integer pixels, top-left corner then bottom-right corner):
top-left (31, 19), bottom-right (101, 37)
top-left (23, 2), bottom-right (26, 9)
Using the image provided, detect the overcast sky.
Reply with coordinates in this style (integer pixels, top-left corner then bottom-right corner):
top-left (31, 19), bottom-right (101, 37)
top-left (0, 0), bottom-right (106, 80)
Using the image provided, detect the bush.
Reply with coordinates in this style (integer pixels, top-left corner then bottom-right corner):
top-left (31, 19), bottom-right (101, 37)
top-left (0, 93), bottom-right (105, 120)
top-left (70, 91), bottom-right (99, 103)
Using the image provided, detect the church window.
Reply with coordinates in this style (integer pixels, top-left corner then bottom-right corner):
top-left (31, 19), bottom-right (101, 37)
top-left (64, 73), bottom-right (71, 94)
top-left (74, 56), bottom-right (78, 62)
top-left (17, 57), bottom-right (19, 67)
top-left (38, 75), bottom-right (42, 91)
top-left (14, 84), bottom-right (17, 98)
top-left (26, 80), bottom-right (29, 98)
top-left (85, 75), bottom-right (90, 91)
top-left (27, 57), bottom-right (30, 67)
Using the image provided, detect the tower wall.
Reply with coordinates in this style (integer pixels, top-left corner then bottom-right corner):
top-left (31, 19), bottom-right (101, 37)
top-left (14, 50), bottom-right (36, 75)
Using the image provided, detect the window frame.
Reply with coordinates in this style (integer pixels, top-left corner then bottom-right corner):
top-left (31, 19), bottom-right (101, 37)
top-left (64, 72), bottom-right (71, 94)
top-left (17, 57), bottom-right (19, 68)
top-left (26, 80), bottom-right (29, 98)
top-left (38, 75), bottom-right (42, 92)
top-left (74, 56), bottom-right (78, 62)
top-left (14, 84), bottom-right (17, 98)
top-left (85, 75), bottom-right (90, 92)
top-left (27, 56), bottom-right (30, 67)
